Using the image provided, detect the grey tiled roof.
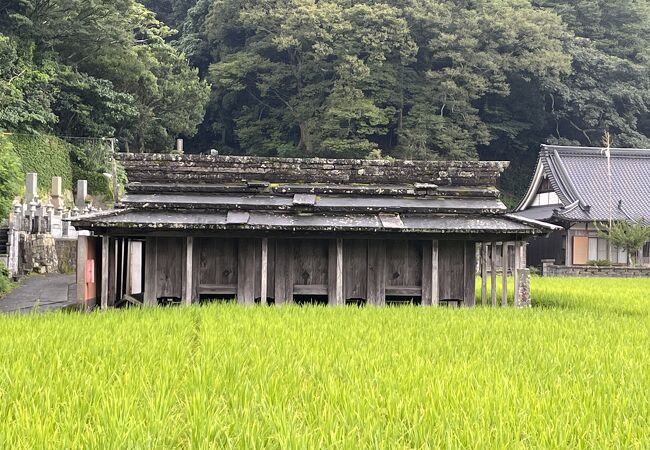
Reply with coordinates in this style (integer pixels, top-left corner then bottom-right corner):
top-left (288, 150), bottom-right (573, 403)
top-left (538, 145), bottom-right (650, 223)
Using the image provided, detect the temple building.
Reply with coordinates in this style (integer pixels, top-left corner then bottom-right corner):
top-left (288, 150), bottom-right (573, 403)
top-left (515, 145), bottom-right (650, 267)
top-left (73, 153), bottom-right (555, 308)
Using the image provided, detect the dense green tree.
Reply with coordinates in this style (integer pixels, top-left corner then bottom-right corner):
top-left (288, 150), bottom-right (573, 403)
top-left (0, 0), bottom-right (209, 151)
top-left (178, 0), bottom-right (570, 158)
top-left (0, 136), bottom-right (22, 219)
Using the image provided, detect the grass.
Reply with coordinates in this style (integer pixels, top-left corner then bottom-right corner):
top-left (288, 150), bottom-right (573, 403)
top-left (0, 277), bottom-right (649, 448)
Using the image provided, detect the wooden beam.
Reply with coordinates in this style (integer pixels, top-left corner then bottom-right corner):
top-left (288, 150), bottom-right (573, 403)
top-left (183, 237), bottom-right (194, 305)
top-left (367, 240), bottom-right (386, 306)
top-left (490, 241), bottom-right (497, 306)
top-left (260, 238), bottom-right (268, 305)
top-left (101, 236), bottom-right (109, 309)
top-left (76, 235), bottom-right (87, 308)
top-left (480, 242), bottom-right (487, 305)
top-left (501, 242), bottom-right (508, 307)
top-left (143, 237), bottom-right (158, 306)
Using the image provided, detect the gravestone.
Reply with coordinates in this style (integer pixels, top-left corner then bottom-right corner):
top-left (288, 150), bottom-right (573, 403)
top-left (51, 176), bottom-right (63, 209)
top-left (25, 173), bottom-right (37, 203)
top-left (75, 180), bottom-right (88, 209)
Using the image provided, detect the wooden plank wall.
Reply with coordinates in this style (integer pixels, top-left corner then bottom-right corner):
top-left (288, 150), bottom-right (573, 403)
top-left (343, 239), bottom-right (368, 300)
top-left (293, 239), bottom-right (329, 295)
top-left (138, 236), bottom-right (477, 307)
top-left (438, 240), bottom-right (465, 301)
top-left (385, 240), bottom-right (422, 297)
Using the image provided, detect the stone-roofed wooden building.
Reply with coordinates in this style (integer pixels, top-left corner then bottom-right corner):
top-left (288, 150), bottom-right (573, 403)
top-left (73, 153), bottom-right (554, 308)
top-left (515, 145), bottom-right (650, 267)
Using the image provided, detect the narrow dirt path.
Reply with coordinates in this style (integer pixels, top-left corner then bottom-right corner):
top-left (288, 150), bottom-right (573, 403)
top-left (0, 274), bottom-right (76, 313)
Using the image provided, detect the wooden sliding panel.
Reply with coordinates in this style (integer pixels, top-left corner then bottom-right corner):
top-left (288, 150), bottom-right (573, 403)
top-left (237, 238), bottom-right (259, 305)
top-left (143, 237), bottom-right (158, 306)
top-left (343, 239), bottom-right (368, 301)
top-left (156, 237), bottom-right (184, 300)
top-left (384, 239), bottom-right (422, 298)
top-left (421, 240), bottom-right (439, 306)
top-left (293, 239), bottom-right (329, 295)
top-left (572, 236), bottom-right (589, 265)
top-left (463, 242), bottom-right (477, 307)
top-left (196, 237), bottom-right (238, 298)
top-left (367, 240), bottom-right (386, 306)
top-left (274, 239), bottom-right (294, 304)
top-left (328, 239), bottom-right (343, 306)
top-left (438, 240), bottom-right (465, 301)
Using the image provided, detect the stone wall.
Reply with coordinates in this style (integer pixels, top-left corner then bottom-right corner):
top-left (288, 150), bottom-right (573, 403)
top-left (17, 235), bottom-right (78, 275)
top-left (19, 234), bottom-right (59, 275)
top-left (55, 238), bottom-right (77, 274)
top-left (542, 261), bottom-right (650, 277)
top-left (117, 153), bottom-right (509, 187)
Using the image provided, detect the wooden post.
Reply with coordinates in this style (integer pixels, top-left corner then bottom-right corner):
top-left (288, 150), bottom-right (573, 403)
top-left (514, 241), bottom-right (521, 306)
top-left (431, 240), bottom-right (439, 306)
top-left (501, 242), bottom-right (508, 307)
top-left (274, 240), bottom-right (293, 304)
top-left (490, 241), bottom-right (497, 306)
top-left (260, 238), bottom-right (268, 305)
top-left (463, 242), bottom-right (476, 307)
top-left (101, 236), bottom-right (109, 309)
top-left (328, 239), bottom-right (344, 306)
top-left (125, 240), bottom-right (132, 296)
top-left (144, 237), bottom-right (158, 306)
top-left (237, 239), bottom-right (257, 305)
top-left (76, 235), bottom-right (88, 308)
top-left (183, 237), bottom-right (194, 305)
top-left (480, 242), bottom-right (487, 305)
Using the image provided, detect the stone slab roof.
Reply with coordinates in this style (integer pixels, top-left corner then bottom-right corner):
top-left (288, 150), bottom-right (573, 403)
top-left (73, 153), bottom-right (557, 236)
top-left (73, 210), bottom-right (544, 235)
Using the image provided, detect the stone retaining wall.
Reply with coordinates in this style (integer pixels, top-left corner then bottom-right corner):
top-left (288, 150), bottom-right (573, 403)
top-left (18, 235), bottom-right (77, 275)
top-left (542, 261), bottom-right (650, 277)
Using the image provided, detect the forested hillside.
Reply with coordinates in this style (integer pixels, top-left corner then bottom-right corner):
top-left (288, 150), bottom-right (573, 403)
top-left (2, 1), bottom-right (650, 202)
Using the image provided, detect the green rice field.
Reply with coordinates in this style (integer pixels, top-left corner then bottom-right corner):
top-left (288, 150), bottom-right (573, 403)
top-left (0, 277), bottom-right (649, 448)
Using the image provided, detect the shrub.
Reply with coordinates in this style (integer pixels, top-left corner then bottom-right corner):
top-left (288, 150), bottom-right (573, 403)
top-left (0, 261), bottom-right (14, 296)
top-left (587, 259), bottom-right (610, 267)
top-left (0, 137), bottom-right (23, 218)
top-left (9, 134), bottom-right (73, 193)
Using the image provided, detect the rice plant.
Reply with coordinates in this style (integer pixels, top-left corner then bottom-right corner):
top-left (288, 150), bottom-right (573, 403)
top-left (0, 277), bottom-right (648, 448)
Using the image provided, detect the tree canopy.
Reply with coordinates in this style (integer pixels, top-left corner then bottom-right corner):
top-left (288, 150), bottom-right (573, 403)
top-left (3, 0), bottom-right (650, 201)
top-left (0, 0), bottom-right (209, 151)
